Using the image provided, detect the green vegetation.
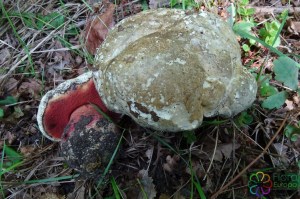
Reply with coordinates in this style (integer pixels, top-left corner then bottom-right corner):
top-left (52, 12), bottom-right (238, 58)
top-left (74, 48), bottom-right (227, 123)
top-left (1, 0), bottom-right (300, 198)
top-left (0, 96), bottom-right (17, 118)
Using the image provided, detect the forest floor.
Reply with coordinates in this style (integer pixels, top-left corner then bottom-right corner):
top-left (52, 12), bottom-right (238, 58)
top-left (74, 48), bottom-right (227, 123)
top-left (0, 0), bottom-right (300, 198)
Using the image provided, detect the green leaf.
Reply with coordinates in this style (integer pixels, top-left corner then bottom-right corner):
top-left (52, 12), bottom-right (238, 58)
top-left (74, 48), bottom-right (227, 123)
top-left (262, 91), bottom-right (288, 109)
top-left (183, 131), bottom-right (197, 144)
top-left (239, 112), bottom-right (253, 125)
top-left (233, 21), bottom-right (256, 44)
top-left (233, 21), bottom-right (255, 33)
top-left (234, 29), bottom-right (285, 57)
top-left (141, 0), bottom-right (149, 11)
top-left (0, 96), bottom-right (17, 105)
top-left (260, 84), bottom-right (278, 97)
top-left (242, 44), bottom-right (250, 52)
top-left (236, 111), bottom-right (253, 127)
top-left (273, 56), bottom-right (299, 90)
top-left (265, 35), bottom-right (280, 47)
top-left (0, 145), bottom-right (23, 170)
top-left (284, 125), bottom-right (300, 142)
top-left (227, 3), bottom-right (236, 28)
top-left (0, 108), bottom-right (3, 118)
top-left (259, 20), bottom-right (281, 47)
top-left (36, 12), bottom-right (65, 30)
top-left (170, 0), bottom-right (178, 7)
top-left (239, 0), bottom-right (249, 6)
top-left (259, 75), bottom-right (278, 97)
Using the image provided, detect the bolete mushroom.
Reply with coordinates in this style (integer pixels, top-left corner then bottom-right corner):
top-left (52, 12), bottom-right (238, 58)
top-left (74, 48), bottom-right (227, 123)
top-left (37, 72), bottom-right (120, 175)
top-left (37, 9), bottom-right (257, 175)
top-left (94, 8), bottom-right (257, 131)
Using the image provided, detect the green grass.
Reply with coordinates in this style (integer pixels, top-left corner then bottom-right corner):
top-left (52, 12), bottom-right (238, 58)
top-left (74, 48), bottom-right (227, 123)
top-left (92, 130), bottom-right (125, 198)
top-left (111, 177), bottom-right (123, 199)
top-left (1, 0), bottom-right (300, 198)
top-left (0, 2), bottom-right (35, 76)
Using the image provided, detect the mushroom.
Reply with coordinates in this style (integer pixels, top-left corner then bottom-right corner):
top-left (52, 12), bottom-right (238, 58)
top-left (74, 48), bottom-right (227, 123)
top-left (37, 72), bottom-right (121, 175)
top-left (37, 9), bottom-right (257, 174)
top-left (94, 9), bottom-right (257, 131)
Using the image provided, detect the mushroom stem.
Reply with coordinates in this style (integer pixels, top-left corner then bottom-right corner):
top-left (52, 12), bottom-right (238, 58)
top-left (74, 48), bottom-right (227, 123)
top-left (61, 104), bottom-right (103, 140)
top-left (60, 104), bottom-right (121, 175)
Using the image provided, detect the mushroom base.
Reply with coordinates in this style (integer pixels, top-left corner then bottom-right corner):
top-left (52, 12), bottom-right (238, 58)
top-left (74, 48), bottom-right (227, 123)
top-left (60, 105), bottom-right (120, 176)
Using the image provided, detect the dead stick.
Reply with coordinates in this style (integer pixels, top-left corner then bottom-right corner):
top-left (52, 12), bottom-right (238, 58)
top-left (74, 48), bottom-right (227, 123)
top-left (210, 115), bottom-right (288, 199)
top-left (249, 6), bottom-right (300, 14)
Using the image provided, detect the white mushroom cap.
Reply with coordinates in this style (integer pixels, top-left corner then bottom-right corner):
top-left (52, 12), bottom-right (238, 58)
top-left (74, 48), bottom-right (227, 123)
top-left (94, 9), bottom-right (257, 132)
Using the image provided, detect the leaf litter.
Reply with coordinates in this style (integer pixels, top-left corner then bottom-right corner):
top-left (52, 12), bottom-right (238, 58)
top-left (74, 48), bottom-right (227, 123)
top-left (0, 0), bottom-right (300, 198)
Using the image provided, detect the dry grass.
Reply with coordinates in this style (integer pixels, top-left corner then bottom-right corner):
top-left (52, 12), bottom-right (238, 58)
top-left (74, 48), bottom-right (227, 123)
top-left (1, 0), bottom-right (300, 198)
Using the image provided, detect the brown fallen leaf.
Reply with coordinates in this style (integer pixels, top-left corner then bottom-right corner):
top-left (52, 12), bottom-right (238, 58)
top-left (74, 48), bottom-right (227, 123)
top-left (149, 0), bottom-right (170, 9)
top-left (20, 145), bottom-right (36, 157)
top-left (138, 169), bottom-right (157, 199)
top-left (0, 48), bottom-right (10, 65)
top-left (163, 154), bottom-right (180, 172)
top-left (18, 79), bottom-right (42, 99)
top-left (213, 143), bottom-right (241, 162)
top-left (85, 2), bottom-right (115, 55)
top-left (284, 99), bottom-right (294, 111)
top-left (4, 78), bottom-right (18, 95)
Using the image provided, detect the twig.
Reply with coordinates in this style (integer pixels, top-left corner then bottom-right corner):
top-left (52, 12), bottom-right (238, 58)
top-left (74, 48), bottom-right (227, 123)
top-left (210, 115), bottom-right (288, 199)
top-left (249, 6), bottom-right (300, 14)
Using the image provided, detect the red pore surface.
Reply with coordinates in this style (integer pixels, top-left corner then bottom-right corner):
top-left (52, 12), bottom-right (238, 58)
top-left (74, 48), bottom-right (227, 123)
top-left (43, 79), bottom-right (116, 139)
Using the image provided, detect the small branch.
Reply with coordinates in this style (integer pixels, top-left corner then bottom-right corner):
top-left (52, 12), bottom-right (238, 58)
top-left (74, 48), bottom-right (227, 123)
top-left (250, 6), bottom-right (300, 14)
top-left (210, 115), bottom-right (288, 199)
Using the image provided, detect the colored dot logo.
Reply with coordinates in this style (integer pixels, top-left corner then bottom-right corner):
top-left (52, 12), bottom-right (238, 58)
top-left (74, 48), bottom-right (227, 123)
top-left (248, 171), bottom-right (273, 197)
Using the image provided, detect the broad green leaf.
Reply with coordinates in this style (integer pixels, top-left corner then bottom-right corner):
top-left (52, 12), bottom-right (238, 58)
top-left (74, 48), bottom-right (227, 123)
top-left (284, 125), bottom-right (300, 142)
top-left (0, 96), bottom-right (17, 105)
top-left (262, 91), bottom-right (288, 109)
top-left (36, 12), bottom-right (65, 30)
top-left (233, 21), bottom-right (255, 33)
top-left (233, 21), bottom-right (256, 45)
top-left (274, 56), bottom-right (299, 90)
top-left (260, 84), bottom-right (278, 97)
top-left (258, 75), bottom-right (278, 97)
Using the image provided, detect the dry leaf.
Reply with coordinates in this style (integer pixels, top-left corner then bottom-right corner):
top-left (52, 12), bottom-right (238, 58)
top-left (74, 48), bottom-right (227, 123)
top-left (18, 79), bottom-right (42, 99)
top-left (20, 145), bottom-right (36, 157)
top-left (213, 143), bottom-right (240, 162)
top-left (85, 2), bottom-right (115, 54)
top-left (4, 78), bottom-right (18, 94)
top-left (145, 146), bottom-right (154, 163)
top-left (287, 19), bottom-right (300, 35)
top-left (3, 131), bottom-right (16, 144)
top-left (163, 155), bottom-right (180, 172)
top-left (138, 169), bottom-right (157, 199)
top-left (0, 48), bottom-right (10, 65)
top-left (149, 0), bottom-right (170, 9)
top-left (292, 94), bottom-right (300, 105)
top-left (284, 99), bottom-right (294, 111)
